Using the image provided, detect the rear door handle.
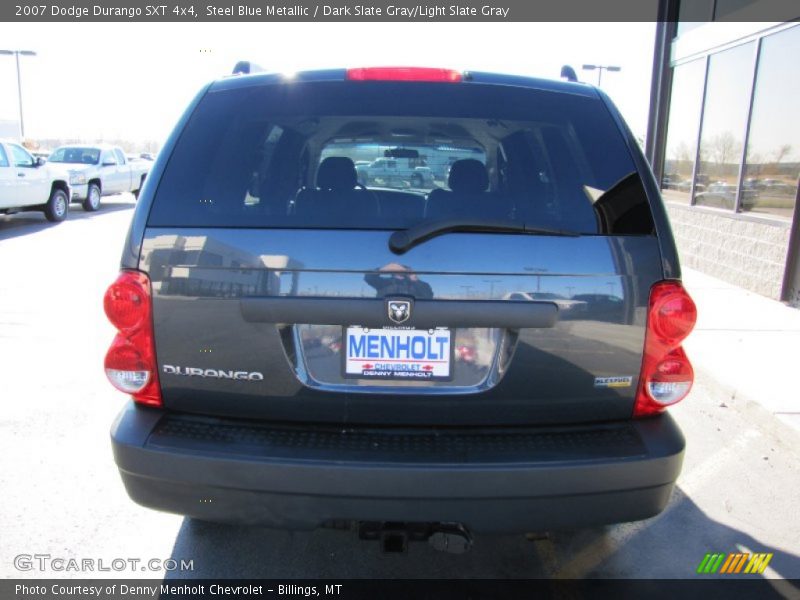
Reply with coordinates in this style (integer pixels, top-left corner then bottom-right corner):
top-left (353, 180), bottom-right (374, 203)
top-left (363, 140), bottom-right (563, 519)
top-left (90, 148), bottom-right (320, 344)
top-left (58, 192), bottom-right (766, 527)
top-left (17, 172), bottom-right (25, 177)
top-left (241, 297), bottom-right (559, 329)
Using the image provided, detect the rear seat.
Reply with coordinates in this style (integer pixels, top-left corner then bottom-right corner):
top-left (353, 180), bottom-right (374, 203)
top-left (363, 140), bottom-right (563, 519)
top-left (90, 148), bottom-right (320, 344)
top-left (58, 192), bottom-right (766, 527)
top-left (425, 159), bottom-right (512, 221)
top-left (294, 157), bottom-right (380, 219)
top-left (372, 190), bottom-right (426, 221)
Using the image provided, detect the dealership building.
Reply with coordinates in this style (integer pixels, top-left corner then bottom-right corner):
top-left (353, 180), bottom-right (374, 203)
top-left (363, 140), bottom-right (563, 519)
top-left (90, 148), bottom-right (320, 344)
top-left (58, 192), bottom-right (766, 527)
top-left (647, 4), bottom-right (799, 307)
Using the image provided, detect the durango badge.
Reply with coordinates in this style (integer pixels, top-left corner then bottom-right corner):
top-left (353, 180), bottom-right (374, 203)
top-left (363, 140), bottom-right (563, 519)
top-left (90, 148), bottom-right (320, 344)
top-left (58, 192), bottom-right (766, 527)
top-left (162, 365), bottom-right (264, 381)
top-left (387, 298), bottom-right (412, 324)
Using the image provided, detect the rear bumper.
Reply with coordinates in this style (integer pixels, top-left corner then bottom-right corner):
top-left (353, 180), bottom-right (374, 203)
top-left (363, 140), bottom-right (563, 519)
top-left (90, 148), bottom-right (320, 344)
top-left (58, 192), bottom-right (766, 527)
top-left (111, 402), bottom-right (685, 533)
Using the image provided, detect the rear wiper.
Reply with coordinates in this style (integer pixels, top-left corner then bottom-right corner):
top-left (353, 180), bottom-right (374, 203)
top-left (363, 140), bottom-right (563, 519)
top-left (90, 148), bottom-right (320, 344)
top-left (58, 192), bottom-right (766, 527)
top-left (389, 219), bottom-right (579, 254)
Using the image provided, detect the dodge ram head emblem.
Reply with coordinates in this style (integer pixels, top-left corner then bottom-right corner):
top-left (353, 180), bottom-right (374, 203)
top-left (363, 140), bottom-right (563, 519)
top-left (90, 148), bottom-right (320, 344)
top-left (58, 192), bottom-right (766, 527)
top-left (387, 299), bottom-right (412, 324)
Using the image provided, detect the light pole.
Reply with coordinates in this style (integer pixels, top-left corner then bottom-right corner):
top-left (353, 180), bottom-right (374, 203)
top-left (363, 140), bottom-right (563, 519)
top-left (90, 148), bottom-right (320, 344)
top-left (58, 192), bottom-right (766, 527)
top-left (0, 49), bottom-right (37, 139)
top-left (482, 279), bottom-right (502, 298)
top-left (581, 64), bottom-right (621, 87)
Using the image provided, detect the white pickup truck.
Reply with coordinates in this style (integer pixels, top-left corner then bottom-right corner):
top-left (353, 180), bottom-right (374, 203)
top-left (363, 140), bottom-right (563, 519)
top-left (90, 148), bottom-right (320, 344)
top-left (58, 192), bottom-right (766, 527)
top-left (0, 139), bottom-right (72, 222)
top-left (356, 157), bottom-right (436, 189)
top-left (47, 144), bottom-right (150, 211)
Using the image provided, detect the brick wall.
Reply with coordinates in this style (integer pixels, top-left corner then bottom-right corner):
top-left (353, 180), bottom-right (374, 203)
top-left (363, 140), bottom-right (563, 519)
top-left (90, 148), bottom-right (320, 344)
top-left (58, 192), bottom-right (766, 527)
top-left (664, 203), bottom-right (791, 300)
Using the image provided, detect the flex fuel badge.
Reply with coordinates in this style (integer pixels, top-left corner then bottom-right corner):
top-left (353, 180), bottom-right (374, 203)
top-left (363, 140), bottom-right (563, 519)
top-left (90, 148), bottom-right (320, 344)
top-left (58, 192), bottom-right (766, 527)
top-left (594, 376), bottom-right (633, 388)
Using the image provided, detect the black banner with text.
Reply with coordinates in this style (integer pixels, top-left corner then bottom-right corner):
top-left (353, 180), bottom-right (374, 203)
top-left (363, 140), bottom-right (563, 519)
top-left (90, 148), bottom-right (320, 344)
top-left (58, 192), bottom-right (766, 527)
top-left (3, 578), bottom-right (797, 600)
top-left (3, 0), bottom-right (799, 22)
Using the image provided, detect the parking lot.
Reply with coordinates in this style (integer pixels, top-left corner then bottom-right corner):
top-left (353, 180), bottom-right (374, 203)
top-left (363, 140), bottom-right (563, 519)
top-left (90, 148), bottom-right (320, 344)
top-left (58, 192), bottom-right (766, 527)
top-left (1, 199), bottom-right (799, 582)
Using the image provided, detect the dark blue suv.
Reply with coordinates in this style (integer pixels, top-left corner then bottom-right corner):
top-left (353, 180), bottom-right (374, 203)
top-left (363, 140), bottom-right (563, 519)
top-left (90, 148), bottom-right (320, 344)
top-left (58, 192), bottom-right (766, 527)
top-left (104, 67), bottom-right (696, 541)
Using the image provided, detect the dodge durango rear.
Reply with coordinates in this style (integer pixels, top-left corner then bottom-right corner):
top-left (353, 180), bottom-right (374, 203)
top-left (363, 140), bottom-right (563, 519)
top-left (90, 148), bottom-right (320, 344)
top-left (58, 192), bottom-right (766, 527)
top-left (107, 67), bottom-right (696, 544)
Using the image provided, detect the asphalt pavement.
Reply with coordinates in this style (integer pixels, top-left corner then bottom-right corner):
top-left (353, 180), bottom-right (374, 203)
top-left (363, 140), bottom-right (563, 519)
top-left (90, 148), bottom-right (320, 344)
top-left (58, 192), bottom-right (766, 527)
top-left (0, 200), bottom-right (798, 582)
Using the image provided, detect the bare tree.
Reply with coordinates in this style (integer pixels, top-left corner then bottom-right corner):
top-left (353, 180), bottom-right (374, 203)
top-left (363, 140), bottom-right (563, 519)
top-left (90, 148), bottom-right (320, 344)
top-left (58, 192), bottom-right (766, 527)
top-left (672, 140), bottom-right (692, 163)
top-left (773, 144), bottom-right (793, 164)
top-left (707, 131), bottom-right (742, 169)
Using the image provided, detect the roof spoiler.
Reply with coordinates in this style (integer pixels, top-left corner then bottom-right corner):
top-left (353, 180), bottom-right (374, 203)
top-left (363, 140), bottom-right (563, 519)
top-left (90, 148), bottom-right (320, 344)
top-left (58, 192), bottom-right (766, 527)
top-left (232, 61), bottom-right (264, 75)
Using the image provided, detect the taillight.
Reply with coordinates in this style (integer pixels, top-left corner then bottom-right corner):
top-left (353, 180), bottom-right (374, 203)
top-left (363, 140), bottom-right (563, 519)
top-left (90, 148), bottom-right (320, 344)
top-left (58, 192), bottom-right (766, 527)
top-left (104, 272), bottom-right (149, 332)
top-left (634, 281), bottom-right (697, 417)
top-left (103, 271), bottom-right (161, 407)
top-left (346, 67), bottom-right (462, 82)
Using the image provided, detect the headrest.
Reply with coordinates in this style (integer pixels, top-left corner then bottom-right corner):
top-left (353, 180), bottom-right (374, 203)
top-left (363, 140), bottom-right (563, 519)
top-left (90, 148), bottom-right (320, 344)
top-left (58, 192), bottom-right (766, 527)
top-left (448, 159), bottom-right (488, 194)
top-left (317, 157), bottom-right (357, 191)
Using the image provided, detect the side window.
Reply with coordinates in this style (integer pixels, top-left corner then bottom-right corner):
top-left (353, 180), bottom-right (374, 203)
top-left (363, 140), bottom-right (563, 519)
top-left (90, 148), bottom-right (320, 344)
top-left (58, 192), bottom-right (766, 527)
top-left (9, 144), bottom-right (35, 168)
top-left (0, 145), bottom-right (8, 167)
top-left (113, 149), bottom-right (126, 165)
top-left (81, 149), bottom-right (100, 164)
top-left (101, 151), bottom-right (117, 166)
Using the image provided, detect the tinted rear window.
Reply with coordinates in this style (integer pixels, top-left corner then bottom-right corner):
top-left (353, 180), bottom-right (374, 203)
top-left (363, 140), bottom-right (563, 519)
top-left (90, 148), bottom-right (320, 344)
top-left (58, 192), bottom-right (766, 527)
top-left (148, 80), bottom-right (653, 235)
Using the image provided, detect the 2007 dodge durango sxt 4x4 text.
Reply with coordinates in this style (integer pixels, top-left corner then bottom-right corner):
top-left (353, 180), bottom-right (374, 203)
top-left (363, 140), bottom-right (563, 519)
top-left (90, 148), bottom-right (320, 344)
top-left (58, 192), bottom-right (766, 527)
top-left (105, 67), bottom-right (697, 544)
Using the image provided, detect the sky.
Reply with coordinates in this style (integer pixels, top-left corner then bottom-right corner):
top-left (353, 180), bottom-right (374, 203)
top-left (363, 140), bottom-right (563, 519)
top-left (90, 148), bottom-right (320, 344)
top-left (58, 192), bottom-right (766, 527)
top-left (0, 22), bottom-right (656, 147)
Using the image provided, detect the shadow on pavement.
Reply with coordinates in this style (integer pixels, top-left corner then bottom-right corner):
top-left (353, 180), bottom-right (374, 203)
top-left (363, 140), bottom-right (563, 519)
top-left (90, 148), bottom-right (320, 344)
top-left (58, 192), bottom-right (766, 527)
top-left (166, 518), bottom-right (555, 579)
top-left (0, 198), bottom-right (135, 242)
top-left (162, 488), bottom-right (800, 581)
top-left (554, 488), bottom-right (800, 581)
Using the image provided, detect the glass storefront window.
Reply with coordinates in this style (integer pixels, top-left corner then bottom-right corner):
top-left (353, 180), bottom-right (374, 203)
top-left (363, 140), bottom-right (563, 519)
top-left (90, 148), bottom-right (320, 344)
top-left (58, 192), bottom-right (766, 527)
top-left (741, 26), bottom-right (800, 219)
top-left (693, 42), bottom-right (755, 210)
top-left (661, 59), bottom-right (706, 204)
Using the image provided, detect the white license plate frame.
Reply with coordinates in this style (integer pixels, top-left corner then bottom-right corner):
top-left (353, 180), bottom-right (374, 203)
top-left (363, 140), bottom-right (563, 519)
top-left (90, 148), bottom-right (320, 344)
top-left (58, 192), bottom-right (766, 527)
top-left (343, 326), bottom-right (453, 381)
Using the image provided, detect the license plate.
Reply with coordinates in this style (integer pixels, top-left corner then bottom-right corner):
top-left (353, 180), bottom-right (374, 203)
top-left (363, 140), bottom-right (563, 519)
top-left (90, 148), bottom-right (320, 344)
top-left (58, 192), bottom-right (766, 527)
top-left (344, 327), bottom-right (452, 380)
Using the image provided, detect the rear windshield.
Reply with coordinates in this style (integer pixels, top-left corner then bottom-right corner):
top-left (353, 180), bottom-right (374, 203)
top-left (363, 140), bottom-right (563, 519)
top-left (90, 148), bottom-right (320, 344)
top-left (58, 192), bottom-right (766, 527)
top-left (148, 80), bottom-right (654, 235)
